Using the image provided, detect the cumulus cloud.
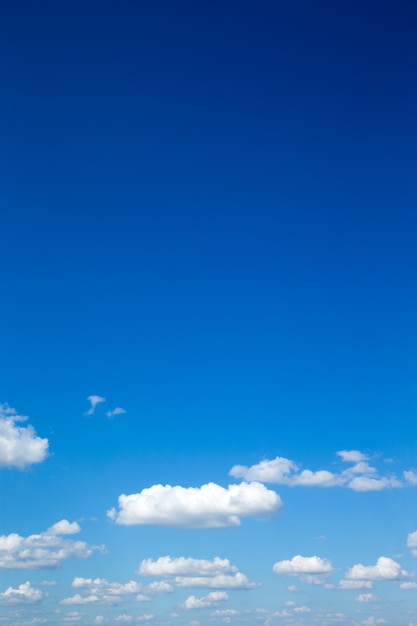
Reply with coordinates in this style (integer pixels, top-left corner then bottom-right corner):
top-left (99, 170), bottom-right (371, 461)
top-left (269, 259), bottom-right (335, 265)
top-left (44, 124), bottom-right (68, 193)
top-left (183, 591), bottom-right (228, 609)
top-left (69, 577), bottom-right (172, 604)
top-left (105, 407), bottom-right (126, 419)
top-left (0, 521), bottom-right (100, 569)
top-left (85, 396), bottom-right (106, 416)
top-left (407, 531), bottom-right (417, 556)
top-left (136, 615), bottom-right (154, 622)
top-left (61, 594), bottom-right (100, 605)
top-left (400, 582), bottom-right (417, 589)
top-left (337, 450), bottom-right (368, 463)
top-left (139, 556), bottom-right (237, 577)
top-left (72, 578), bottom-right (143, 597)
top-left (0, 581), bottom-right (42, 604)
top-left (0, 404), bottom-right (49, 469)
top-left (273, 555), bottom-right (333, 578)
top-left (345, 557), bottom-right (407, 581)
top-left (46, 520), bottom-right (81, 536)
top-left (404, 471), bottom-right (417, 485)
top-left (230, 451), bottom-right (406, 492)
top-left (356, 593), bottom-right (379, 603)
top-left (108, 482), bottom-right (282, 528)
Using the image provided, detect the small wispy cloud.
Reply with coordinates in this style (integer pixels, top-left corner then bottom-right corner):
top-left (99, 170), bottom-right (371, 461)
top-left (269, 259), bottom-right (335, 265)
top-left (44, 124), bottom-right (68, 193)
top-left (85, 396), bottom-right (106, 416)
top-left (106, 407), bottom-right (126, 419)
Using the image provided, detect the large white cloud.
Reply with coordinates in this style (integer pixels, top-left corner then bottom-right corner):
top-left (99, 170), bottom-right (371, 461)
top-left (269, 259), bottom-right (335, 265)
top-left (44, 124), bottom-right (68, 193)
top-left (273, 555), bottom-right (333, 577)
top-left (0, 520), bottom-right (100, 569)
top-left (138, 556), bottom-right (237, 577)
top-left (183, 591), bottom-right (228, 609)
top-left (0, 581), bottom-right (42, 604)
top-left (345, 557), bottom-right (407, 581)
top-left (0, 404), bottom-right (49, 469)
top-left (230, 452), bottom-right (405, 492)
top-left (108, 482), bottom-right (282, 528)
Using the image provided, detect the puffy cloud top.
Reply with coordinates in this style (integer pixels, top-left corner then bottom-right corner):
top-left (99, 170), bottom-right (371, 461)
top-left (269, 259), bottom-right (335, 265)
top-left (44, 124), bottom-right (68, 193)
top-left (138, 556), bottom-right (237, 577)
top-left (0, 404), bottom-right (49, 469)
top-left (108, 482), bottom-right (282, 528)
top-left (345, 557), bottom-right (407, 581)
top-left (273, 555), bottom-right (333, 576)
top-left (0, 581), bottom-right (42, 604)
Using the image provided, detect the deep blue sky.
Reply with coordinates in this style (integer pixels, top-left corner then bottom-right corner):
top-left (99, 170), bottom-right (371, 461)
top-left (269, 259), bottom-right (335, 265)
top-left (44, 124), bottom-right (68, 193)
top-left (0, 3), bottom-right (416, 624)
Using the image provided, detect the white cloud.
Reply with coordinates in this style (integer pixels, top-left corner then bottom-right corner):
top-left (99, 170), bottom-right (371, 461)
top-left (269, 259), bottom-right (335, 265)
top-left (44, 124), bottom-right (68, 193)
top-left (337, 450), bottom-right (369, 463)
top-left (174, 573), bottom-right (258, 589)
top-left (85, 396), bottom-right (106, 416)
top-left (183, 591), bottom-right (228, 609)
top-left (356, 593), bottom-right (379, 602)
top-left (287, 585), bottom-right (299, 592)
top-left (407, 531), bottom-right (417, 556)
top-left (61, 594), bottom-right (99, 605)
top-left (347, 476), bottom-right (401, 492)
top-left (0, 581), bottom-right (42, 604)
top-left (146, 581), bottom-right (174, 594)
top-left (136, 615), bottom-right (154, 622)
top-left (404, 471), bottom-right (417, 485)
top-left (0, 404), bottom-right (49, 469)
top-left (94, 618), bottom-right (104, 625)
top-left (338, 580), bottom-right (373, 589)
top-left (273, 555), bottom-right (333, 577)
top-left (400, 582), bottom-right (417, 589)
top-left (211, 610), bottom-right (239, 617)
top-left (139, 556), bottom-right (237, 577)
top-left (230, 452), bottom-right (406, 492)
top-left (108, 482), bottom-right (282, 528)
top-left (72, 578), bottom-right (143, 596)
top-left (345, 557), bottom-right (407, 581)
top-left (294, 605), bottom-right (311, 613)
top-left (115, 616), bottom-right (132, 623)
top-left (105, 407), bottom-right (126, 419)
top-left (46, 520), bottom-right (81, 536)
top-left (0, 521), bottom-right (100, 569)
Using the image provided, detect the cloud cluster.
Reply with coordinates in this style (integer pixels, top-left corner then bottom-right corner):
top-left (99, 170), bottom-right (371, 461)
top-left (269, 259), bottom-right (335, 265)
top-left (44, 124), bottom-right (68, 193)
top-left (0, 520), bottom-right (100, 569)
top-left (183, 591), bottom-right (228, 609)
top-left (138, 556), bottom-right (258, 590)
top-left (230, 451), bottom-right (405, 492)
top-left (0, 404), bottom-right (49, 469)
top-left (407, 531), bottom-right (417, 556)
top-left (108, 482), bottom-right (282, 528)
top-left (0, 581), bottom-right (42, 604)
top-left (61, 576), bottom-right (175, 605)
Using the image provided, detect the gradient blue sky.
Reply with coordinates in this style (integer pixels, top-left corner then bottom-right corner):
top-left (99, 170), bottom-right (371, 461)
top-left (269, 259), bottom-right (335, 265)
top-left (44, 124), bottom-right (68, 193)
top-left (1, 1), bottom-right (417, 625)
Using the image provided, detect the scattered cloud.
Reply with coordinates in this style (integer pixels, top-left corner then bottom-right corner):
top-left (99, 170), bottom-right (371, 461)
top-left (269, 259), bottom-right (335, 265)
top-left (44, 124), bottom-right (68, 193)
top-left (0, 581), bottom-right (42, 604)
top-left (273, 555), bottom-right (333, 578)
top-left (108, 482), bottom-right (282, 528)
top-left (356, 593), bottom-right (379, 602)
top-left (345, 557), bottom-right (407, 581)
top-left (183, 591), bottom-right (228, 609)
top-left (0, 404), bottom-right (49, 469)
top-left (230, 451), bottom-right (406, 492)
top-left (407, 531), bottom-right (417, 556)
top-left (61, 594), bottom-right (100, 605)
top-left (404, 471), bottom-right (417, 485)
top-left (85, 396), bottom-right (106, 416)
top-left (139, 556), bottom-right (237, 577)
top-left (106, 407), bottom-right (126, 419)
top-left (174, 573), bottom-right (258, 589)
top-left (400, 582), bottom-right (417, 589)
top-left (338, 580), bottom-right (373, 590)
top-left (0, 520), bottom-right (101, 569)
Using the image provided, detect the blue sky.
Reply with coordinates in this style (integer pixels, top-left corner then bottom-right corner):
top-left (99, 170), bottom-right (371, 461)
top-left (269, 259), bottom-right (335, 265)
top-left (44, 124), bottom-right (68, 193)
top-left (1, 1), bottom-right (417, 625)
